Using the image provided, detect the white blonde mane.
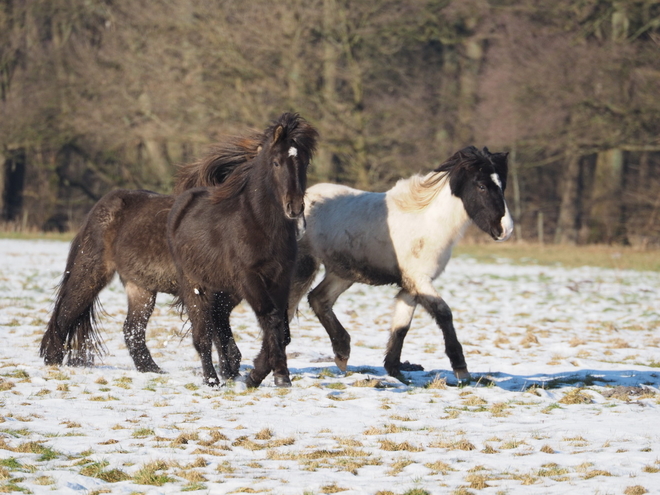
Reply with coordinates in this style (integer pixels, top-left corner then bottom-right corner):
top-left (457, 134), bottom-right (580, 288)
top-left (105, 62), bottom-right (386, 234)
top-left (390, 170), bottom-right (450, 212)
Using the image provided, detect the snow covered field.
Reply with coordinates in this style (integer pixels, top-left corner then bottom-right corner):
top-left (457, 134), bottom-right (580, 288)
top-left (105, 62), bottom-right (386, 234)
top-left (1, 238), bottom-right (659, 495)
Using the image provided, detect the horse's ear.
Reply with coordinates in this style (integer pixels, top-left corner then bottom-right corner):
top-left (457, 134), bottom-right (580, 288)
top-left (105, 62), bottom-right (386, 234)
top-left (272, 125), bottom-right (284, 144)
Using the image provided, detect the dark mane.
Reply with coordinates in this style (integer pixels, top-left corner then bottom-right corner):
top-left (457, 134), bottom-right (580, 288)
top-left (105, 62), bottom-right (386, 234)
top-left (173, 133), bottom-right (262, 195)
top-left (209, 161), bottom-right (254, 204)
top-left (433, 145), bottom-right (486, 175)
top-left (173, 113), bottom-right (318, 197)
top-left (263, 112), bottom-right (319, 163)
top-left (209, 112), bottom-right (319, 204)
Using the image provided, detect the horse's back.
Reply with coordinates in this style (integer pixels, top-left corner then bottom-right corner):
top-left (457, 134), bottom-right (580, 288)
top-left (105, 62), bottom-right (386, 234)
top-left (92, 189), bottom-right (178, 294)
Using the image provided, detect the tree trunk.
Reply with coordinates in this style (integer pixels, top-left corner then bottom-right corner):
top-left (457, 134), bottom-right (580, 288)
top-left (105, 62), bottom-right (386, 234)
top-left (456, 34), bottom-right (483, 145)
top-left (584, 149), bottom-right (626, 243)
top-left (554, 152), bottom-right (581, 244)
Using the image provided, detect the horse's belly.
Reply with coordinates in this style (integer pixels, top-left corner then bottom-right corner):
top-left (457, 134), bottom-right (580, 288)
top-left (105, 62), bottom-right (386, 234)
top-left (325, 251), bottom-right (401, 286)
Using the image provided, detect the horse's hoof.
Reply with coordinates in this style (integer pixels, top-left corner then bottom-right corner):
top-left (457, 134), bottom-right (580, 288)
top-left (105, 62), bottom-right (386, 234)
top-left (454, 368), bottom-right (471, 385)
top-left (244, 373), bottom-right (260, 389)
top-left (334, 355), bottom-right (349, 372)
top-left (203, 376), bottom-right (223, 388)
top-left (220, 370), bottom-right (240, 381)
top-left (274, 375), bottom-right (292, 388)
top-left (399, 361), bottom-right (424, 372)
top-left (137, 364), bottom-right (165, 374)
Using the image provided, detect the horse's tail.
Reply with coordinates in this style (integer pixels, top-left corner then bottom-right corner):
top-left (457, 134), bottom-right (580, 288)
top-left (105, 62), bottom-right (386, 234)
top-left (288, 240), bottom-right (321, 322)
top-left (40, 194), bottom-right (122, 366)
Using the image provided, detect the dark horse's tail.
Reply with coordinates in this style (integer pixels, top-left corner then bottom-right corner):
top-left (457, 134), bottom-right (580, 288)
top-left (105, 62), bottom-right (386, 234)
top-left (40, 196), bottom-right (121, 366)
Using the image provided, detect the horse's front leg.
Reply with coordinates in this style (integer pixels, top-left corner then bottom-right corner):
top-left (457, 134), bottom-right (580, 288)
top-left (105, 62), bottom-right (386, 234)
top-left (414, 281), bottom-right (470, 383)
top-left (123, 282), bottom-right (163, 373)
top-left (243, 280), bottom-right (291, 388)
top-left (384, 289), bottom-right (423, 376)
top-left (307, 272), bottom-right (353, 371)
top-left (246, 308), bottom-right (291, 388)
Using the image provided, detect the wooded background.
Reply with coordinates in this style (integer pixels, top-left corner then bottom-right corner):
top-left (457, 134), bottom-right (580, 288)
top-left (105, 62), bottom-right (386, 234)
top-left (1, 0), bottom-right (659, 245)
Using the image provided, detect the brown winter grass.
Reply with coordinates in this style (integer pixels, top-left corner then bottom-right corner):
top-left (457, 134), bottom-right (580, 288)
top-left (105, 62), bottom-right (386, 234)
top-left (5, 231), bottom-right (657, 271)
top-left (455, 242), bottom-right (660, 272)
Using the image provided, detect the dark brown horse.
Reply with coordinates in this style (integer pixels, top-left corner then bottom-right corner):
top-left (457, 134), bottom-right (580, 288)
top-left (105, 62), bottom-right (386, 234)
top-left (167, 112), bottom-right (318, 388)
top-left (39, 135), bottom-right (261, 378)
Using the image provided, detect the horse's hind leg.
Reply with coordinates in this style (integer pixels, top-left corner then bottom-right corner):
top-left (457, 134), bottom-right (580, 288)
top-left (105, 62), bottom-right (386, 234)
top-left (211, 292), bottom-right (241, 380)
top-left (123, 282), bottom-right (163, 373)
top-left (179, 284), bottom-right (220, 386)
top-left (414, 282), bottom-right (470, 382)
top-left (41, 244), bottom-right (114, 367)
top-left (307, 272), bottom-right (353, 371)
top-left (287, 251), bottom-right (320, 322)
top-left (384, 289), bottom-right (423, 376)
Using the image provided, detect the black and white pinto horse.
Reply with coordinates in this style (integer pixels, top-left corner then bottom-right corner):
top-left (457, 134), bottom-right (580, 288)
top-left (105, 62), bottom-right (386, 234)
top-left (289, 146), bottom-right (513, 382)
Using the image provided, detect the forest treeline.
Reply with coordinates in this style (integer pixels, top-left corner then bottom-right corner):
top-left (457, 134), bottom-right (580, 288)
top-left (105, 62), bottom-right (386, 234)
top-left (1, 0), bottom-right (659, 245)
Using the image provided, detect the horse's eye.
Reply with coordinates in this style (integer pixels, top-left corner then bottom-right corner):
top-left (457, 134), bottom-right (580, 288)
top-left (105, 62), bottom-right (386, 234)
top-left (273, 160), bottom-right (280, 168)
top-left (478, 183), bottom-right (486, 191)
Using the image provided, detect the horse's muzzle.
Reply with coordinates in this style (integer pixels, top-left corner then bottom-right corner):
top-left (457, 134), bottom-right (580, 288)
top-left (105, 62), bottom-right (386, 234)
top-left (285, 200), bottom-right (305, 220)
top-left (495, 206), bottom-right (514, 242)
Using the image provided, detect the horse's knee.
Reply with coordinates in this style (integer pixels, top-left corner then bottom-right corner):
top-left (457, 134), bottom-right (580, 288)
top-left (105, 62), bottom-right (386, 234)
top-left (307, 288), bottom-right (327, 316)
top-left (419, 295), bottom-right (453, 325)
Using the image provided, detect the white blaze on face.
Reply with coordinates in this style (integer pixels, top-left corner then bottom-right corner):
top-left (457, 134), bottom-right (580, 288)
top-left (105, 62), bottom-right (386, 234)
top-left (490, 173), bottom-right (503, 189)
top-left (498, 202), bottom-right (514, 241)
top-left (288, 146), bottom-right (298, 158)
top-left (489, 172), bottom-right (513, 241)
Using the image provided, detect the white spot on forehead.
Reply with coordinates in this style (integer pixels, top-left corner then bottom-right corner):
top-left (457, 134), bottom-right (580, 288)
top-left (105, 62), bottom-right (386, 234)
top-left (490, 173), bottom-right (502, 189)
top-left (288, 146), bottom-right (298, 157)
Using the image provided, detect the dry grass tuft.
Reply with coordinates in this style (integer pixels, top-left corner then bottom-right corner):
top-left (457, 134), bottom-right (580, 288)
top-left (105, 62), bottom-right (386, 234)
top-left (379, 440), bottom-right (423, 452)
top-left (176, 469), bottom-right (207, 482)
top-left (481, 444), bottom-right (498, 454)
top-left (171, 431), bottom-right (199, 446)
top-left (216, 461), bottom-right (235, 474)
top-left (465, 473), bottom-right (491, 489)
top-left (462, 395), bottom-right (487, 406)
top-left (352, 378), bottom-right (385, 388)
top-left (489, 402), bottom-right (510, 417)
top-left (321, 483), bottom-right (349, 493)
top-left (199, 429), bottom-right (229, 446)
top-left (430, 438), bottom-right (476, 451)
top-left (364, 424), bottom-right (402, 435)
top-left (425, 460), bottom-right (455, 475)
top-left (520, 332), bottom-right (540, 347)
top-left (425, 375), bottom-right (448, 389)
top-left (559, 388), bottom-right (593, 404)
top-left (583, 469), bottom-right (612, 479)
top-left (624, 486), bottom-right (649, 495)
top-left (0, 379), bottom-right (15, 391)
top-left (255, 428), bottom-right (274, 440)
top-left (387, 457), bottom-right (413, 475)
top-left (540, 444), bottom-right (556, 454)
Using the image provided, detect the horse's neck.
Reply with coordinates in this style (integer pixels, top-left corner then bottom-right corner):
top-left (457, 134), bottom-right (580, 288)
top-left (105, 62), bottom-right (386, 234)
top-left (244, 171), bottom-right (289, 232)
top-left (403, 182), bottom-right (470, 255)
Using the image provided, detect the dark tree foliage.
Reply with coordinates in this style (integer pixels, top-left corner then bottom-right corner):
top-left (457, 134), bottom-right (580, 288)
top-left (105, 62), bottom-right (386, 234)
top-left (1, 0), bottom-right (659, 244)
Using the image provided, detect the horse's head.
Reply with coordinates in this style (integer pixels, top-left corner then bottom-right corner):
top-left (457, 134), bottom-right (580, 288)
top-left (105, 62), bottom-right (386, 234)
top-left (263, 112), bottom-right (319, 220)
top-left (444, 146), bottom-right (514, 242)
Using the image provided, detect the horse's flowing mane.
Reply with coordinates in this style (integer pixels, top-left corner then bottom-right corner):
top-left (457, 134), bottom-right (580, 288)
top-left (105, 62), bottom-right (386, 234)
top-left (174, 113), bottom-right (318, 199)
top-left (173, 134), bottom-right (263, 195)
top-left (208, 112), bottom-right (319, 204)
top-left (391, 146), bottom-right (489, 212)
